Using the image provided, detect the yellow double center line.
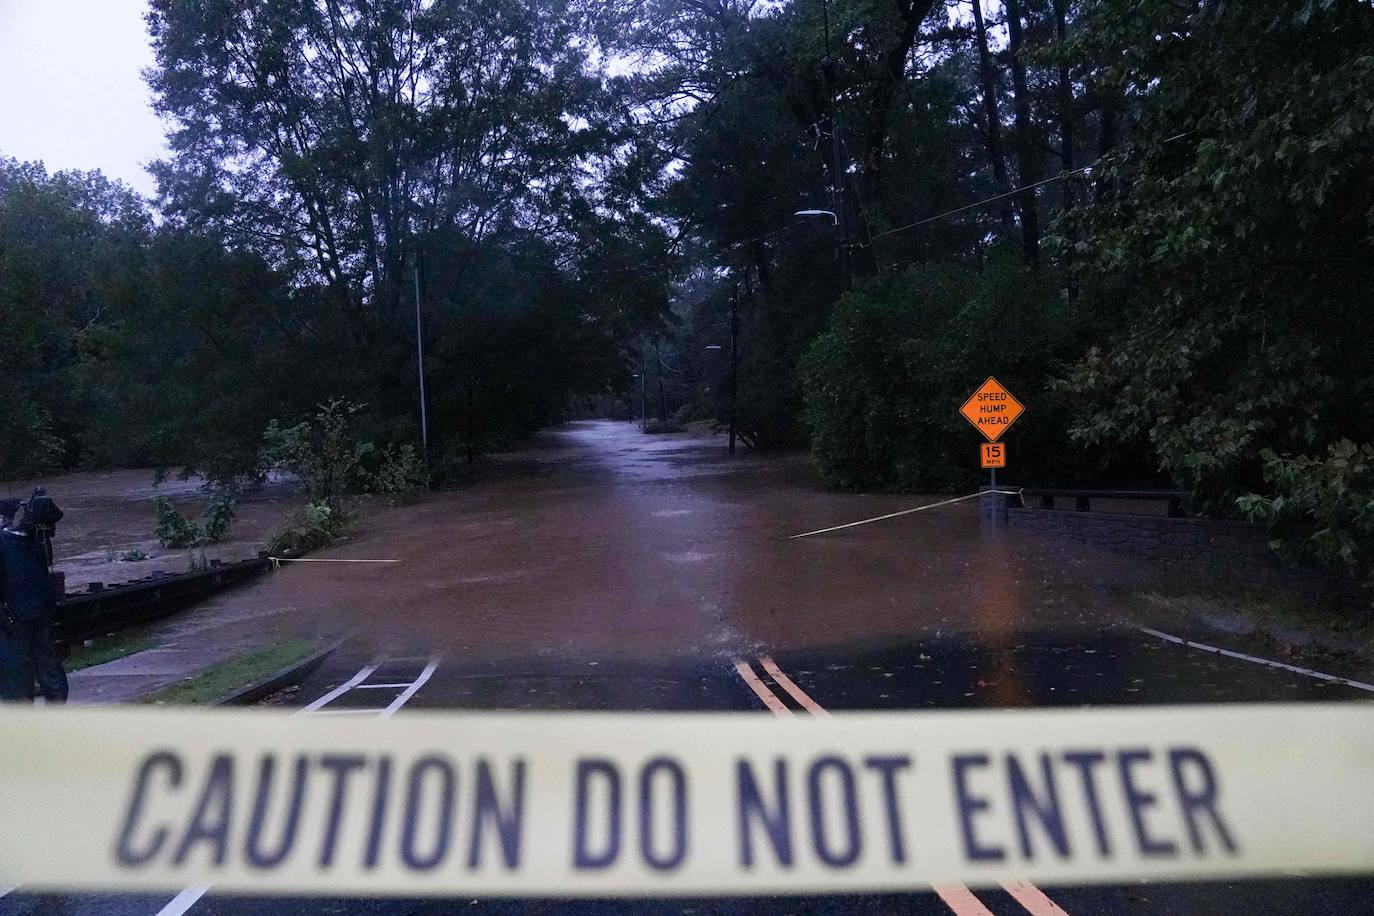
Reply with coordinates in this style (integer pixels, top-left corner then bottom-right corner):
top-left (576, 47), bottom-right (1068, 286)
top-left (732, 656), bottom-right (1069, 916)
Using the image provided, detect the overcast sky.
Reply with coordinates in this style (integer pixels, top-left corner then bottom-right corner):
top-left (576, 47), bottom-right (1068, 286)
top-left (0, 0), bottom-right (166, 197)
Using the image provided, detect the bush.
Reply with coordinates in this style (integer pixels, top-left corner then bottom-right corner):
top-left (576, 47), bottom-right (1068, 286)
top-left (268, 500), bottom-right (351, 556)
top-left (262, 398), bottom-right (427, 502)
top-left (356, 441), bottom-right (428, 498)
top-left (1238, 440), bottom-right (1374, 595)
top-left (153, 488), bottom-right (237, 549)
top-left (259, 398), bottom-right (368, 509)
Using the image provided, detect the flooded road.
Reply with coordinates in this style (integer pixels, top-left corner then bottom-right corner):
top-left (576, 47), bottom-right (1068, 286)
top-left (261, 419), bottom-right (1166, 664)
top-left (7, 421), bottom-right (1372, 916)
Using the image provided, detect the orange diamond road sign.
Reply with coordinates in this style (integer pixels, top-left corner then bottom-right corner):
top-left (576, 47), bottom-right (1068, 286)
top-left (980, 442), bottom-right (1006, 468)
top-left (960, 376), bottom-right (1024, 442)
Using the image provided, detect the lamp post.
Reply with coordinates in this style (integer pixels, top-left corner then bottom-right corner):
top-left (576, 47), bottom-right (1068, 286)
top-left (704, 343), bottom-right (733, 454)
top-left (795, 208), bottom-right (849, 287)
top-left (631, 371), bottom-right (646, 432)
top-left (411, 251), bottom-right (430, 458)
top-left (794, 209), bottom-right (838, 224)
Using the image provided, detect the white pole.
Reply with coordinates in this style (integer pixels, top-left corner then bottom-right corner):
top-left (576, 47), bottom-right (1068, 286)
top-left (414, 256), bottom-right (429, 454)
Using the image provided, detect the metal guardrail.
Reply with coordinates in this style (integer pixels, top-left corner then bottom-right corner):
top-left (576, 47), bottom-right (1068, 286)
top-left (52, 553), bottom-right (271, 648)
top-left (1018, 488), bottom-right (1188, 518)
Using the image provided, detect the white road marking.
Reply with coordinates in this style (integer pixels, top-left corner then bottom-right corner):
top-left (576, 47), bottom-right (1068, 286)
top-left (153, 886), bottom-right (211, 916)
top-left (153, 657), bottom-right (438, 914)
top-left (300, 664), bottom-right (378, 712)
top-left (381, 659), bottom-right (438, 717)
top-left (353, 682), bottom-right (414, 689)
top-left (1136, 626), bottom-right (1374, 693)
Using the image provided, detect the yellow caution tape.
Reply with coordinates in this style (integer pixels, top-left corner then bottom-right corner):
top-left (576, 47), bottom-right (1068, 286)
top-left (1, 703), bottom-right (1371, 896)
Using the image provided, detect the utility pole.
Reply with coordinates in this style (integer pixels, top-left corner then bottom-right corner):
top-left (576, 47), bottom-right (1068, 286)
top-left (820, 0), bottom-right (849, 285)
top-left (638, 365), bottom-right (647, 432)
top-left (413, 252), bottom-right (430, 457)
top-left (728, 283), bottom-right (739, 456)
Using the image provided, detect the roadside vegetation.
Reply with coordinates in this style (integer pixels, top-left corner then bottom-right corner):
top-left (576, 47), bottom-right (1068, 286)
top-left (140, 639), bottom-right (318, 706)
top-left (1, 1), bottom-right (1370, 599)
top-left (64, 631), bottom-right (158, 672)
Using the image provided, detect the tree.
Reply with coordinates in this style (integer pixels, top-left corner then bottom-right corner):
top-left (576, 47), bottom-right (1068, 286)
top-left (0, 159), bottom-right (150, 478)
top-left (1055, 0), bottom-right (1374, 507)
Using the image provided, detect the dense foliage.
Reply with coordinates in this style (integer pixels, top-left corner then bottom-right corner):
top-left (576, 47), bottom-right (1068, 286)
top-left (801, 254), bottom-right (1081, 491)
top-left (1055, 0), bottom-right (1374, 510)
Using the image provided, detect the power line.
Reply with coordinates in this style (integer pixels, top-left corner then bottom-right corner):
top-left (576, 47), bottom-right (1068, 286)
top-left (563, 132), bottom-right (1196, 275)
top-left (864, 131), bottom-right (1194, 245)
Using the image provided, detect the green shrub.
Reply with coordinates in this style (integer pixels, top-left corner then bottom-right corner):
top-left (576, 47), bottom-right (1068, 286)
top-left (268, 499), bottom-right (351, 556)
top-left (356, 441), bottom-right (428, 498)
top-left (153, 497), bottom-right (199, 548)
top-left (153, 489), bottom-right (237, 549)
top-left (1238, 440), bottom-right (1374, 595)
top-left (262, 399), bottom-right (427, 502)
top-left (259, 398), bottom-right (368, 510)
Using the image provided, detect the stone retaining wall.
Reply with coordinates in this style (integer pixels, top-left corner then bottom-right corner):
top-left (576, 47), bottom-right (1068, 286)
top-left (983, 491), bottom-right (1358, 602)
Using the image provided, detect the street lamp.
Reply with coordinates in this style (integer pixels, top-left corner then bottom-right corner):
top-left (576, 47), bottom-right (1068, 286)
top-left (630, 372), bottom-right (646, 432)
top-left (794, 209), bottom-right (838, 225)
top-left (703, 287), bottom-right (742, 455)
top-left (703, 341), bottom-right (737, 454)
top-left (410, 251), bottom-right (430, 459)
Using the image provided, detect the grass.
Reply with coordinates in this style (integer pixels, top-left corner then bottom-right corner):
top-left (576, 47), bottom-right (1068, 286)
top-left (141, 638), bottom-right (319, 706)
top-left (65, 631), bottom-right (159, 671)
top-left (1115, 581), bottom-right (1374, 654)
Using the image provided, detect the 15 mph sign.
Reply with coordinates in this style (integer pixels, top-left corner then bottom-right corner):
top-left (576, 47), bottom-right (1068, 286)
top-left (960, 377), bottom-right (1023, 442)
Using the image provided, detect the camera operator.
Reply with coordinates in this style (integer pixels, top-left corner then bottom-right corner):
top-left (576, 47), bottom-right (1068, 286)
top-left (1, 488), bottom-right (67, 703)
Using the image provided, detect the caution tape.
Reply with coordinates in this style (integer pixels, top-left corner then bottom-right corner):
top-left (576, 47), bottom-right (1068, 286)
top-left (1, 703), bottom-right (1372, 896)
top-left (268, 557), bottom-right (401, 570)
top-left (789, 489), bottom-right (1023, 540)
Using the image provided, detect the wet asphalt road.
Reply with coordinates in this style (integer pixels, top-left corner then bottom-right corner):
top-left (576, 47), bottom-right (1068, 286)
top-left (5, 421), bottom-right (1374, 914)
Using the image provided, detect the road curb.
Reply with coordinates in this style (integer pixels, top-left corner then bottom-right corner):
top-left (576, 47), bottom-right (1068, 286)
top-left (213, 640), bottom-right (343, 707)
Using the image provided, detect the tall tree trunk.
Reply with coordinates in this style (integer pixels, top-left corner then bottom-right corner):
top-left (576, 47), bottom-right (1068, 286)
top-left (970, 0), bottom-right (1014, 235)
top-left (1003, 0), bottom-right (1041, 265)
top-left (1053, 0), bottom-right (1075, 211)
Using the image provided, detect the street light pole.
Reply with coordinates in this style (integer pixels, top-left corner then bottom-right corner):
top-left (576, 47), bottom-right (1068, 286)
top-left (636, 365), bottom-right (647, 432)
top-left (413, 252), bottom-right (430, 457)
top-left (819, 0), bottom-right (849, 285)
top-left (728, 283), bottom-right (739, 456)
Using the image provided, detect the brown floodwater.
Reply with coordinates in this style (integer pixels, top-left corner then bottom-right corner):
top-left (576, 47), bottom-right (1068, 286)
top-left (215, 420), bottom-right (1167, 663)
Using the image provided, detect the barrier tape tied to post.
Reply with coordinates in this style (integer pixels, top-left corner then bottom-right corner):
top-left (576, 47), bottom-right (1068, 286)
top-left (268, 557), bottom-right (401, 570)
top-left (1, 703), bottom-right (1371, 897)
top-left (789, 489), bottom-right (1023, 540)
